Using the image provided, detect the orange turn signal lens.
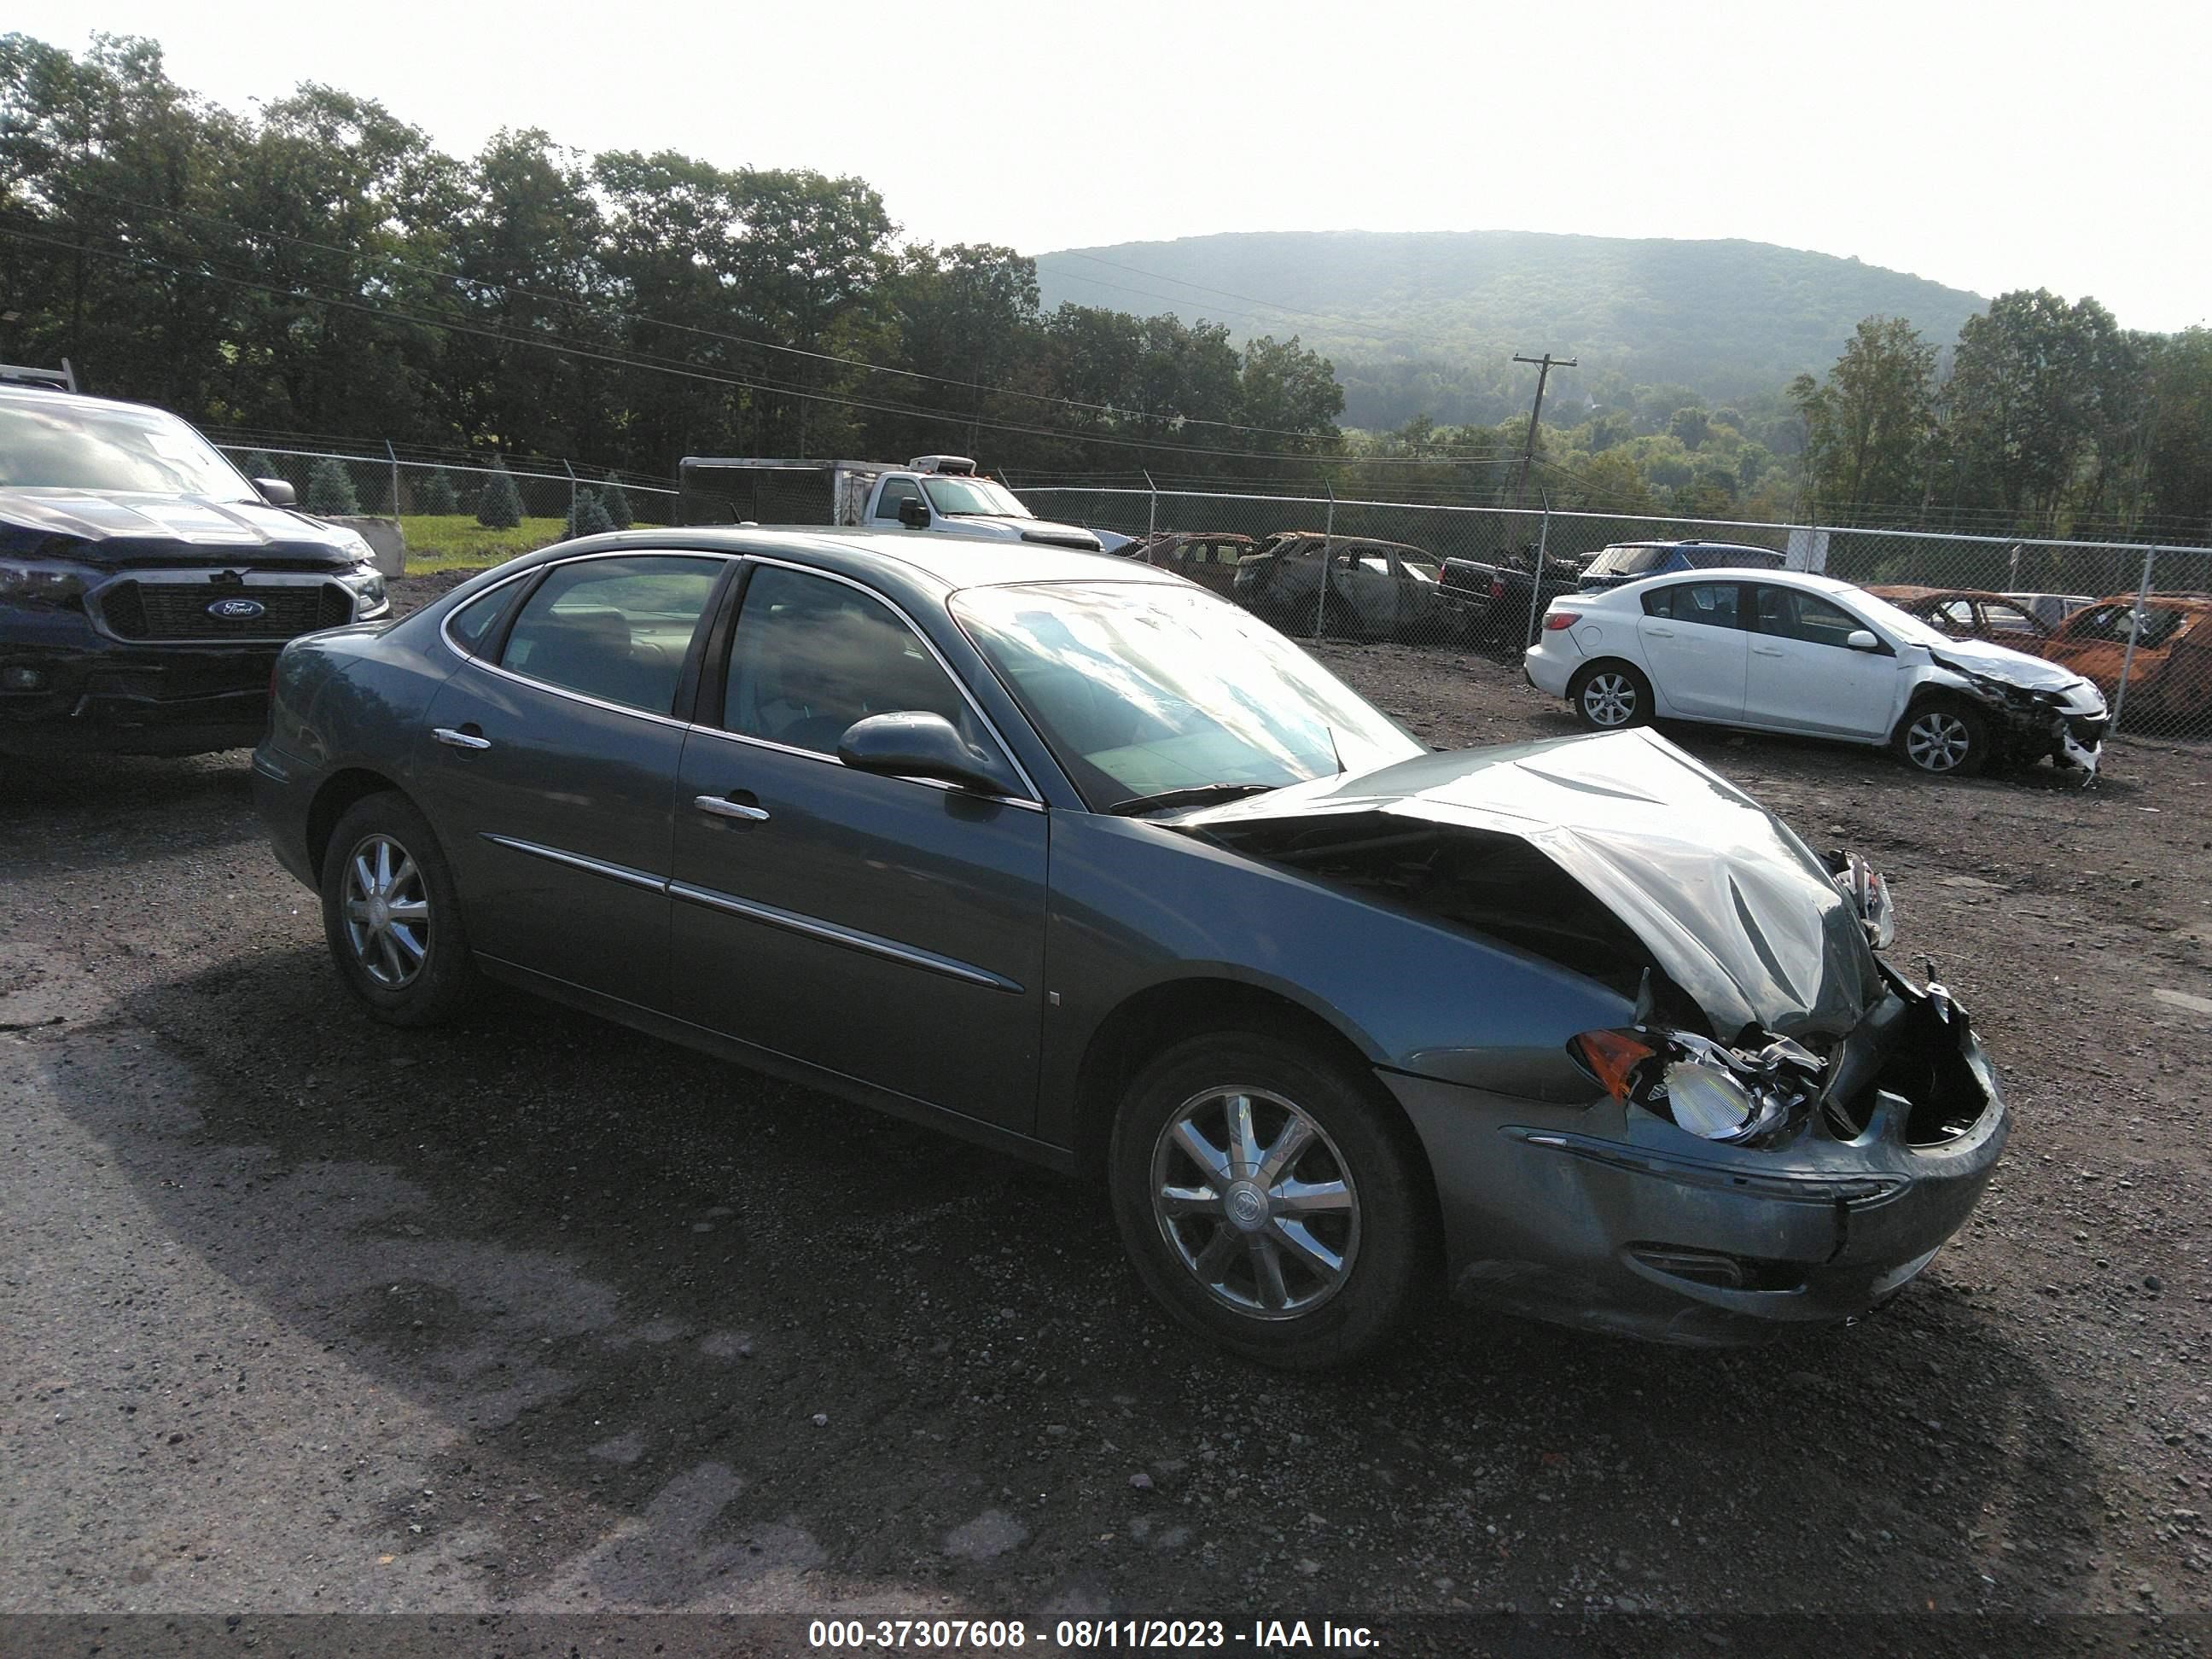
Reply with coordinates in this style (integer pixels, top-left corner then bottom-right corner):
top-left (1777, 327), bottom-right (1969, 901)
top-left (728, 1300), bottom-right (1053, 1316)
top-left (1570, 1028), bottom-right (1657, 1100)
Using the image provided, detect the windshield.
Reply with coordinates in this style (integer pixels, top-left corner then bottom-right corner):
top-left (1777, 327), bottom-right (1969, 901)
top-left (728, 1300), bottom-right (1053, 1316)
top-left (952, 581), bottom-right (1423, 810)
top-left (923, 475), bottom-right (1031, 519)
top-left (1841, 589), bottom-right (1956, 649)
top-left (0, 398), bottom-right (257, 499)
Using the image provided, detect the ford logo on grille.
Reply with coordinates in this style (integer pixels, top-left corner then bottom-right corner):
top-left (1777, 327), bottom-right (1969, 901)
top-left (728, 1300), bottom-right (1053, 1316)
top-left (207, 597), bottom-right (266, 620)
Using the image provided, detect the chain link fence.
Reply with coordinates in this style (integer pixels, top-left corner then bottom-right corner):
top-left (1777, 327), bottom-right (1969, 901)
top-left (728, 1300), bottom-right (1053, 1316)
top-left (1026, 485), bottom-right (2212, 749)
top-left (212, 442), bottom-right (678, 564)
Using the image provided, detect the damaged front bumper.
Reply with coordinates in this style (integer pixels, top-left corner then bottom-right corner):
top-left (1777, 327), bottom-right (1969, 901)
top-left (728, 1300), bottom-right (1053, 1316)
top-left (1383, 964), bottom-right (2006, 1346)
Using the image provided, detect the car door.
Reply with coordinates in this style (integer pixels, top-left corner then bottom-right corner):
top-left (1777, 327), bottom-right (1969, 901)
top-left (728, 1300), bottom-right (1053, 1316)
top-left (1633, 580), bottom-right (1749, 719)
top-left (667, 559), bottom-right (1050, 1131)
top-left (415, 552), bottom-right (731, 1010)
top-left (1743, 584), bottom-right (1902, 739)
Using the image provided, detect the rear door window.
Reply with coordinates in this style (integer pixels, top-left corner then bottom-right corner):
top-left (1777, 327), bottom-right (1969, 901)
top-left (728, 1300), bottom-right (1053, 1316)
top-left (1644, 582), bottom-right (1741, 628)
top-left (498, 556), bottom-right (724, 714)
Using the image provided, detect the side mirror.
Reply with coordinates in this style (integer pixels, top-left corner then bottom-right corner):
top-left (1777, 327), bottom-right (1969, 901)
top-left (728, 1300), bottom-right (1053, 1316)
top-left (837, 712), bottom-right (1010, 795)
top-left (1846, 629), bottom-right (1882, 652)
top-left (254, 477), bottom-right (297, 507)
top-left (896, 495), bottom-right (931, 530)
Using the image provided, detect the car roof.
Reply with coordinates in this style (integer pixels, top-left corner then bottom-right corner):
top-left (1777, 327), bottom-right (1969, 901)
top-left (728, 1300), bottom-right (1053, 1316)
top-left (524, 525), bottom-right (1186, 599)
top-left (0, 381), bottom-right (185, 420)
top-left (1596, 565), bottom-right (1850, 597)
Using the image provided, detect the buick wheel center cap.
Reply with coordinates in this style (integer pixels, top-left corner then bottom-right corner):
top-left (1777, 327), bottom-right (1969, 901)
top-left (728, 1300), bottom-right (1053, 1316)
top-left (368, 897), bottom-right (391, 930)
top-left (1225, 1180), bottom-right (1270, 1232)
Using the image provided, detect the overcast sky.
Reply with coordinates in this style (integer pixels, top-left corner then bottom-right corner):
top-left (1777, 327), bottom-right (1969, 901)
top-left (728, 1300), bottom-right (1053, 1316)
top-left (19, 0), bottom-right (2209, 332)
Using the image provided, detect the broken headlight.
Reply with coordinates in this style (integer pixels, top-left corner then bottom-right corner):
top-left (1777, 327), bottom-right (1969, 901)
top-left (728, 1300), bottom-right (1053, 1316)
top-left (1570, 1027), bottom-right (1827, 1148)
top-left (1825, 849), bottom-right (1896, 951)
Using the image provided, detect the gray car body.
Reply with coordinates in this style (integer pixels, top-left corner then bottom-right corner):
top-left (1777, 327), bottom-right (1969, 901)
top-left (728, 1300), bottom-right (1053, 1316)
top-left (254, 527), bottom-right (2006, 1347)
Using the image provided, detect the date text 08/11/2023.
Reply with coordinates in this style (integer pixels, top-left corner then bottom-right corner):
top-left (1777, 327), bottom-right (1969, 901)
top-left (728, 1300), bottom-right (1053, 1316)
top-left (806, 1617), bottom-right (1381, 1650)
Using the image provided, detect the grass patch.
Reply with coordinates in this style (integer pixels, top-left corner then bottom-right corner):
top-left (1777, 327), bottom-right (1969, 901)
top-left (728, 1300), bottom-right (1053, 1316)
top-left (398, 515), bottom-right (568, 573)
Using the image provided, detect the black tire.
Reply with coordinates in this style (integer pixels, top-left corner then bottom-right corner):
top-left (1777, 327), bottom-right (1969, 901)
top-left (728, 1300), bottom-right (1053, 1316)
top-left (320, 791), bottom-right (480, 1027)
top-left (1567, 660), bottom-right (1654, 731)
top-left (1108, 1027), bottom-right (1435, 1371)
top-left (1894, 696), bottom-right (1988, 777)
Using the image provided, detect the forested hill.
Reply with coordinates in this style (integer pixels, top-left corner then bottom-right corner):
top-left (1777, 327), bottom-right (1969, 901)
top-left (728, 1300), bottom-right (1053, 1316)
top-left (1033, 231), bottom-right (1988, 429)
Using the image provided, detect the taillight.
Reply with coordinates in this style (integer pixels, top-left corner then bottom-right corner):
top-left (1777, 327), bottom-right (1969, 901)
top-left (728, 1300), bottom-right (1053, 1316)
top-left (1543, 610), bottom-right (1581, 632)
top-left (1489, 576), bottom-right (1506, 600)
top-left (1568, 1029), bottom-right (1656, 1099)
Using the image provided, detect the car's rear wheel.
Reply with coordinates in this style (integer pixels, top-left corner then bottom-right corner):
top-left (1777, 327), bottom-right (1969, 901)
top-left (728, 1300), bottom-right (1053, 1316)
top-left (1568, 661), bottom-right (1652, 731)
top-left (1109, 1028), bottom-right (1432, 1371)
top-left (321, 791), bottom-right (480, 1026)
top-left (1895, 698), bottom-right (1988, 777)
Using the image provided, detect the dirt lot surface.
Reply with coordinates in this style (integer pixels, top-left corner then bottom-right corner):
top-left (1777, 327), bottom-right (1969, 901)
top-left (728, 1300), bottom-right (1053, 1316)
top-left (4, 575), bottom-right (2210, 1647)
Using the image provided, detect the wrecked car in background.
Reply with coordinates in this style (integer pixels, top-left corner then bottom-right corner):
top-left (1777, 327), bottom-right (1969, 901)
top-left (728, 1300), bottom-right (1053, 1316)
top-left (1867, 585), bottom-right (2055, 650)
top-left (255, 530), bottom-right (2005, 1367)
top-left (2043, 594), bottom-right (2212, 732)
top-left (1524, 569), bottom-right (2109, 779)
top-left (1122, 531), bottom-right (1261, 599)
top-left (1231, 531), bottom-right (1482, 643)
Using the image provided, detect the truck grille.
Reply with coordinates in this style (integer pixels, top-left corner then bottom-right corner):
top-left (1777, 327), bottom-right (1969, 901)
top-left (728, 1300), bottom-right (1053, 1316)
top-left (100, 580), bottom-right (354, 643)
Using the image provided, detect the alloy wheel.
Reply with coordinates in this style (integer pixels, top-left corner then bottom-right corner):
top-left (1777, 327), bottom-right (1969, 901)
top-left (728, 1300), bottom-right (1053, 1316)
top-left (341, 832), bottom-right (431, 988)
top-left (1582, 672), bottom-right (1639, 726)
top-left (1149, 1087), bottom-right (1360, 1320)
top-left (1905, 709), bottom-right (1972, 772)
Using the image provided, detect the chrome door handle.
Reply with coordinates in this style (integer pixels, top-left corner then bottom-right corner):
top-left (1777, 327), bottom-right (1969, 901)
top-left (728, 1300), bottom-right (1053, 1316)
top-left (433, 726), bottom-right (492, 750)
top-left (693, 794), bottom-right (770, 823)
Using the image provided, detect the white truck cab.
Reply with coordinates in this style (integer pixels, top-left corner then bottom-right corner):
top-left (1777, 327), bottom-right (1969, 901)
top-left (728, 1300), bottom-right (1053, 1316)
top-left (678, 453), bottom-right (1103, 552)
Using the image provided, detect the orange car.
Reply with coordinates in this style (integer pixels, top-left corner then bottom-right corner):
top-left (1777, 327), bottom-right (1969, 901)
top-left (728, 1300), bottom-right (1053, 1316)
top-left (1868, 585), bottom-right (2055, 649)
top-left (2041, 594), bottom-right (2212, 729)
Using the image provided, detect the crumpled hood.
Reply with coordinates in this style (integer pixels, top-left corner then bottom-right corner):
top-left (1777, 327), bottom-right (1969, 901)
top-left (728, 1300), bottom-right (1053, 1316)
top-left (1178, 727), bottom-right (1883, 1039)
top-left (1923, 632), bottom-right (2091, 697)
top-left (0, 488), bottom-right (364, 566)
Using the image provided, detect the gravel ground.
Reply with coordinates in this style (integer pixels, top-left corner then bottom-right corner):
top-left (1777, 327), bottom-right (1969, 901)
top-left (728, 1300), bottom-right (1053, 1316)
top-left (3, 576), bottom-right (2209, 1640)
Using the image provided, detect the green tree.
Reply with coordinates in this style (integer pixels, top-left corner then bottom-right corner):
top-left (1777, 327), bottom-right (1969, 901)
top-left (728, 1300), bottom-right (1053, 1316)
top-left (417, 465), bottom-right (460, 514)
top-left (304, 455), bottom-right (361, 515)
top-left (2143, 329), bottom-right (2212, 533)
top-left (241, 451), bottom-right (281, 484)
top-left (475, 457), bottom-right (522, 528)
top-left (1789, 316), bottom-right (1937, 523)
top-left (563, 489), bottom-right (613, 538)
top-left (598, 472), bottom-right (634, 529)
top-left (1946, 289), bottom-right (2132, 532)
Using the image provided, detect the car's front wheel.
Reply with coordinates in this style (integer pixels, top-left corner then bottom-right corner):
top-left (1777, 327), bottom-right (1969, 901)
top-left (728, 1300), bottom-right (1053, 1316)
top-left (1109, 1028), bottom-right (1432, 1370)
top-left (1568, 661), bottom-right (1653, 731)
top-left (321, 791), bottom-right (480, 1026)
top-left (1895, 698), bottom-right (1988, 777)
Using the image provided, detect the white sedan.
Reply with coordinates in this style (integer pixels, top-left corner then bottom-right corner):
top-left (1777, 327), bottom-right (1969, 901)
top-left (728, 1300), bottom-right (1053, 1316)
top-left (1522, 568), bottom-right (2110, 777)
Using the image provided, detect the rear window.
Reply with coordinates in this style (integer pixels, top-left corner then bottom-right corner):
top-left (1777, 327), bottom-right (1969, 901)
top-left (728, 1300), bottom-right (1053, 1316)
top-left (1585, 544), bottom-right (1669, 578)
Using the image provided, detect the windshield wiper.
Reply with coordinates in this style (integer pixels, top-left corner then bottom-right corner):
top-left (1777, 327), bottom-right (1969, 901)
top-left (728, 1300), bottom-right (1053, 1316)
top-left (1105, 783), bottom-right (1279, 817)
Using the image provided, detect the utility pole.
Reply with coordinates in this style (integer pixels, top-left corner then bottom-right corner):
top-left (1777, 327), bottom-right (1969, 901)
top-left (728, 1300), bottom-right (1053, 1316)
top-left (1511, 352), bottom-right (1577, 510)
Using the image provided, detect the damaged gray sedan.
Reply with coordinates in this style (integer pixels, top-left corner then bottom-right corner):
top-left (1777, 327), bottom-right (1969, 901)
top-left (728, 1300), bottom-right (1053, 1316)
top-left (254, 531), bottom-right (2005, 1369)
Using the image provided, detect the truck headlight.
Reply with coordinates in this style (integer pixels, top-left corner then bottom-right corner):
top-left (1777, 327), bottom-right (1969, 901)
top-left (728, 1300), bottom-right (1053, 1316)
top-left (339, 561), bottom-right (388, 617)
top-left (0, 559), bottom-right (96, 610)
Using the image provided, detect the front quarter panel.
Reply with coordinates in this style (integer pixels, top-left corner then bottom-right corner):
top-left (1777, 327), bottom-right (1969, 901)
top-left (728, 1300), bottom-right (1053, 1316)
top-left (1034, 812), bottom-right (1633, 1149)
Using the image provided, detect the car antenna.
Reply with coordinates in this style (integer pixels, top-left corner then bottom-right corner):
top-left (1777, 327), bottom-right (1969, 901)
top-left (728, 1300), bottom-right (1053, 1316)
top-left (1327, 724), bottom-right (1346, 774)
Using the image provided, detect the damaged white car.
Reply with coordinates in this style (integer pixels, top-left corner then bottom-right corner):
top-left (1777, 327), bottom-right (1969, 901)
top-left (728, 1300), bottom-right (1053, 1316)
top-left (1524, 568), bottom-right (2109, 780)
